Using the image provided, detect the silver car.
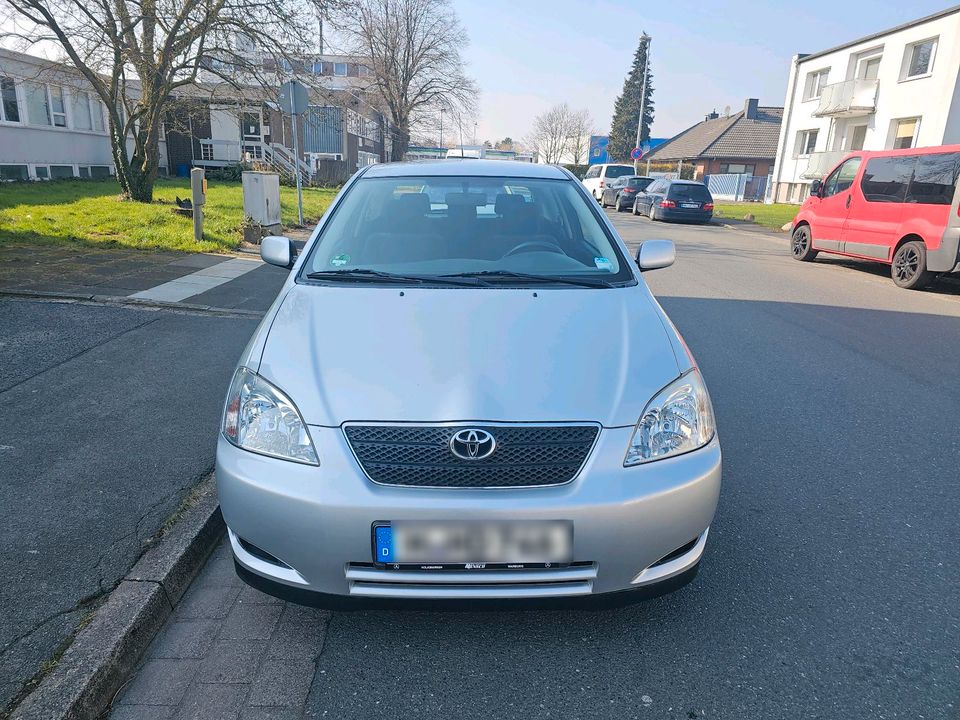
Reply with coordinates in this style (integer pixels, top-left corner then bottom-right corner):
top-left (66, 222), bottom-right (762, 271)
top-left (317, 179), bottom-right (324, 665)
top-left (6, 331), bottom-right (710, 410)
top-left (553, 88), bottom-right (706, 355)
top-left (217, 161), bottom-right (720, 607)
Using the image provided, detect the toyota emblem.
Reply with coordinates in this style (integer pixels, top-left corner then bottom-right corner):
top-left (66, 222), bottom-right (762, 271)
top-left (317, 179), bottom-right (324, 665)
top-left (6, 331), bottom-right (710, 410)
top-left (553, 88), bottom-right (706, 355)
top-left (449, 428), bottom-right (496, 460)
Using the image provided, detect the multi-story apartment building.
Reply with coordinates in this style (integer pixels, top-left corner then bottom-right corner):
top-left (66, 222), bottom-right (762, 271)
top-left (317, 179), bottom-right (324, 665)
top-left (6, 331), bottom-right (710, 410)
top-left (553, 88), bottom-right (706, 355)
top-left (771, 6), bottom-right (960, 203)
top-left (0, 48), bottom-right (168, 180)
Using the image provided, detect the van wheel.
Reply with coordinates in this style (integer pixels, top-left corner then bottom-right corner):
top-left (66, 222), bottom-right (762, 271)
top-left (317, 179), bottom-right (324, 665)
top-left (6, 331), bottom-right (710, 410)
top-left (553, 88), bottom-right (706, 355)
top-left (892, 240), bottom-right (934, 289)
top-left (791, 224), bottom-right (818, 261)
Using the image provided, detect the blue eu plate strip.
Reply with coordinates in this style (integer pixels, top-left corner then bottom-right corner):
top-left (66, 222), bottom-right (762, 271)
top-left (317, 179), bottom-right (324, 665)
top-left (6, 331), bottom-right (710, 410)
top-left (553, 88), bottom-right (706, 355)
top-left (374, 525), bottom-right (394, 563)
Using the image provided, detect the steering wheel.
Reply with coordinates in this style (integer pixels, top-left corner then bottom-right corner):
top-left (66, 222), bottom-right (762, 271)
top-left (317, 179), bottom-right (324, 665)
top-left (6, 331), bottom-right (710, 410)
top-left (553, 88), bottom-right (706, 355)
top-left (502, 240), bottom-right (565, 257)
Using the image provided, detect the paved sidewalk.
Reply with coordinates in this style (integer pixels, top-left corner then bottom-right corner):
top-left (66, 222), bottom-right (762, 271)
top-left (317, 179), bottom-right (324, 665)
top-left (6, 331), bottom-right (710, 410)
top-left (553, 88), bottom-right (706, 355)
top-left (0, 244), bottom-right (229, 297)
top-left (110, 540), bottom-right (329, 720)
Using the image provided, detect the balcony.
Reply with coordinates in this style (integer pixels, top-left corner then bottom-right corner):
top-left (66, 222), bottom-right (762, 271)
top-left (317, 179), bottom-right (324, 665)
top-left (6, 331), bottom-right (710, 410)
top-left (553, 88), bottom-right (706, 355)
top-left (801, 150), bottom-right (845, 179)
top-left (812, 78), bottom-right (878, 118)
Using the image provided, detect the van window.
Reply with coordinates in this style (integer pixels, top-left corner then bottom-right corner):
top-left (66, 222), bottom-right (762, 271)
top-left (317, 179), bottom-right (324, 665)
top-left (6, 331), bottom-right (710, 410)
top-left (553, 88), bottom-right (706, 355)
top-left (907, 152), bottom-right (960, 205)
top-left (584, 166), bottom-right (600, 179)
top-left (861, 156), bottom-right (913, 203)
top-left (823, 158), bottom-right (861, 197)
top-left (604, 166), bottom-right (633, 179)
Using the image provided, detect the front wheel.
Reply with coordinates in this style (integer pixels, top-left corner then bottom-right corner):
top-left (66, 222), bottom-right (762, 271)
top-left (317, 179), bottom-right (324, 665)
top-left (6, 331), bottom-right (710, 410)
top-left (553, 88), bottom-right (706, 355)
top-left (632, 201), bottom-right (639, 215)
top-left (891, 240), bottom-right (934, 289)
top-left (791, 224), bottom-right (818, 261)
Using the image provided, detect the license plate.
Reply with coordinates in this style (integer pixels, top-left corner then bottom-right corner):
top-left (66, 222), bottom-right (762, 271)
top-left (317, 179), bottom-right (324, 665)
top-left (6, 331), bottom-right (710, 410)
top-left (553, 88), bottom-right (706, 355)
top-left (680, 202), bottom-right (700, 208)
top-left (373, 521), bottom-right (572, 569)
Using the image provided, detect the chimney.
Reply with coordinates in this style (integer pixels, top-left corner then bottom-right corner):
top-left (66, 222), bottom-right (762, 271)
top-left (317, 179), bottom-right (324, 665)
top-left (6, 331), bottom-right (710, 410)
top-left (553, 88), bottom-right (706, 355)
top-left (744, 98), bottom-right (759, 120)
top-left (705, 109), bottom-right (719, 121)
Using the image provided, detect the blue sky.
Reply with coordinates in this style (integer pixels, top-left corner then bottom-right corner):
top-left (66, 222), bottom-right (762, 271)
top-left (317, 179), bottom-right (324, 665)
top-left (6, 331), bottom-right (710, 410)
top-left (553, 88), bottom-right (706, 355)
top-left (454, 0), bottom-right (953, 144)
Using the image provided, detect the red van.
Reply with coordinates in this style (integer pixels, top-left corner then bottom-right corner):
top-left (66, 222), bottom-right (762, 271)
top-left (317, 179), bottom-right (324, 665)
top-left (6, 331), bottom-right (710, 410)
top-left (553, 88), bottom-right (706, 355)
top-left (790, 145), bottom-right (960, 289)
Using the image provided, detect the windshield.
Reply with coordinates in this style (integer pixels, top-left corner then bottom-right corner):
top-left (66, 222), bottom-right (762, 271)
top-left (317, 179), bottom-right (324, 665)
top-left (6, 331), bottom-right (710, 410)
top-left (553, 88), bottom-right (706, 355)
top-left (627, 178), bottom-right (653, 189)
top-left (300, 175), bottom-right (633, 285)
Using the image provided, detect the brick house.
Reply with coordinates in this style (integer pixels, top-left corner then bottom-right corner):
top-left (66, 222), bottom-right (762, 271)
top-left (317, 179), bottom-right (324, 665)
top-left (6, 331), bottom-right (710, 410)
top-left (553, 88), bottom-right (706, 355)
top-left (644, 99), bottom-right (783, 192)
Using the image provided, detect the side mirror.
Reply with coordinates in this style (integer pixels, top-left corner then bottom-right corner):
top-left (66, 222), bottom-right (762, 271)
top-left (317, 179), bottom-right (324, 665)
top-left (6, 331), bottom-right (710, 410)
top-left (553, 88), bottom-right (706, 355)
top-left (809, 179), bottom-right (823, 197)
top-left (636, 239), bottom-right (675, 271)
top-left (261, 235), bottom-right (297, 269)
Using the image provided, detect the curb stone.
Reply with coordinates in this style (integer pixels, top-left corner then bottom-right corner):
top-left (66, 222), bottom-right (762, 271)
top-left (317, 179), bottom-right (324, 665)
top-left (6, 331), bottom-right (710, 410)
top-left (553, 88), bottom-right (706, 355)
top-left (10, 475), bottom-right (225, 720)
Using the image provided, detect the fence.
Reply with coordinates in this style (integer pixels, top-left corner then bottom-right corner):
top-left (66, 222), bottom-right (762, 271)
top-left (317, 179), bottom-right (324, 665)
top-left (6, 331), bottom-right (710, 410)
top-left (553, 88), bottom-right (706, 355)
top-left (704, 173), bottom-right (769, 202)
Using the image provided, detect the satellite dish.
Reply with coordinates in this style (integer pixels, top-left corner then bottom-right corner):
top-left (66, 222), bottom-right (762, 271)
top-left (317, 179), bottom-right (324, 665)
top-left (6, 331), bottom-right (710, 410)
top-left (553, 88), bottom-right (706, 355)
top-left (723, 105), bottom-right (731, 117)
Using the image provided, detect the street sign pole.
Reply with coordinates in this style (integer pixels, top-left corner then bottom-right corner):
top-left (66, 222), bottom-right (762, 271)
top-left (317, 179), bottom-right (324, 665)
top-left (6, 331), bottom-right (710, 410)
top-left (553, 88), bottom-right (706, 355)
top-left (291, 112), bottom-right (303, 225)
top-left (280, 79), bottom-right (309, 226)
top-left (635, 33), bottom-right (651, 174)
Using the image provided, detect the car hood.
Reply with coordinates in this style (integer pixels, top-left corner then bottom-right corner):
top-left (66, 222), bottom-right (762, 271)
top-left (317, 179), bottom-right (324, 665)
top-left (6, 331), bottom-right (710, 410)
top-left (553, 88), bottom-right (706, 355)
top-left (257, 283), bottom-right (681, 427)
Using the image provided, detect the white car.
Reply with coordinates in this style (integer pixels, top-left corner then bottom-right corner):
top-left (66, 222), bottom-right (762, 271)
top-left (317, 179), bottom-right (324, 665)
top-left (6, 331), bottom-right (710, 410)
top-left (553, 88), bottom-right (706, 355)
top-left (582, 163), bottom-right (635, 202)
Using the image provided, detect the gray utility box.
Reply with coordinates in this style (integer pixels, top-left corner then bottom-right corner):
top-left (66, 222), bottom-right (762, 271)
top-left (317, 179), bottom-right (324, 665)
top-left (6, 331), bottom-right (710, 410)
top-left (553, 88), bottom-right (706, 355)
top-left (242, 171), bottom-right (282, 230)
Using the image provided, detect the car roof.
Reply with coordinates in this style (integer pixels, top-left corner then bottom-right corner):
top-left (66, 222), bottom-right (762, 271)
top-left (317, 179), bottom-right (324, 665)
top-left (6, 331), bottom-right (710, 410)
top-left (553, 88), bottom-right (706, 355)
top-left (362, 160), bottom-right (569, 180)
top-left (667, 180), bottom-right (706, 185)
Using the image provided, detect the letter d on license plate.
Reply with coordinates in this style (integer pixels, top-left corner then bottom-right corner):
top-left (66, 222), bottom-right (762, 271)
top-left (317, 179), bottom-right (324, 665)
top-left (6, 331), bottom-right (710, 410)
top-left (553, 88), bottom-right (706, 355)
top-left (373, 521), bottom-right (572, 567)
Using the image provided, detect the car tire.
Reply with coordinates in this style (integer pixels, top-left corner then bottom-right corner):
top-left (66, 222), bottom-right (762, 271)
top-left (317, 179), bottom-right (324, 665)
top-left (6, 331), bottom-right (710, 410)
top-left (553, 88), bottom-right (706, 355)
top-left (600, 194), bottom-right (607, 208)
top-left (632, 202), bottom-right (639, 215)
top-left (790, 224), bottom-right (818, 262)
top-left (649, 205), bottom-right (657, 221)
top-left (616, 195), bottom-right (625, 212)
top-left (891, 240), bottom-right (934, 290)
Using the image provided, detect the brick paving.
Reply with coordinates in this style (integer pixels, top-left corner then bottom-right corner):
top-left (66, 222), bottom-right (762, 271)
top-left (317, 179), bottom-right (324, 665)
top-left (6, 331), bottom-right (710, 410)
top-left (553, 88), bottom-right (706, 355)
top-left (109, 540), bottom-right (330, 720)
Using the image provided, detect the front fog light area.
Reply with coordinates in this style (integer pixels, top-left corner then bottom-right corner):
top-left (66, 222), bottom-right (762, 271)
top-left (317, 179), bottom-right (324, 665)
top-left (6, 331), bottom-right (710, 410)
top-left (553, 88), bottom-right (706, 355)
top-left (222, 367), bottom-right (318, 465)
top-left (625, 369), bottom-right (715, 466)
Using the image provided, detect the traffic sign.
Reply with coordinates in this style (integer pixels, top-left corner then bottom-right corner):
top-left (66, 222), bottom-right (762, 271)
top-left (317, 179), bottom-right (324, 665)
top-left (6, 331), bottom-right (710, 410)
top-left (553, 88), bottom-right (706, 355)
top-left (279, 80), bottom-right (309, 116)
top-left (631, 147), bottom-right (644, 160)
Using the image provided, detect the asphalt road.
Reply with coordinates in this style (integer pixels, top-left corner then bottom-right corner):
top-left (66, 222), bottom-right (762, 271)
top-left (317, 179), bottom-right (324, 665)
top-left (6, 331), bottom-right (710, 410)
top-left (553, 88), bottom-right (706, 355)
top-left (107, 211), bottom-right (960, 720)
top-left (298, 215), bottom-right (960, 719)
top-left (0, 299), bottom-right (264, 711)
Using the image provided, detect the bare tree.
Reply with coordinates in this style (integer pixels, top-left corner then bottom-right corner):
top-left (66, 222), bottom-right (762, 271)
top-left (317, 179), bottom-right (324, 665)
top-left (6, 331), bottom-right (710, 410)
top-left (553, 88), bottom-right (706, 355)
top-left (525, 103), bottom-right (574, 165)
top-left (566, 108), bottom-right (594, 165)
top-left (1, 0), bottom-right (328, 201)
top-left (329, 0), bottom-right (477, 161)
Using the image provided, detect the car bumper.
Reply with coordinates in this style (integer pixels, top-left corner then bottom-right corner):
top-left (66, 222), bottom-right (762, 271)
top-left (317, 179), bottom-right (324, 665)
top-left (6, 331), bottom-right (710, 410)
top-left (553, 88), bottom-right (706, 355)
top-left (216, 428), bottom-right (721, 604)
top-left (659, 208), bottom-right (713, 222)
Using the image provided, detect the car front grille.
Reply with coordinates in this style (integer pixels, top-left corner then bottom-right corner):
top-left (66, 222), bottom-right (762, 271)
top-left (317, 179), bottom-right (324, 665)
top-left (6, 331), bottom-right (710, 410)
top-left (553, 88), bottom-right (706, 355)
top-left (343, 424), bottom-right (600, 488)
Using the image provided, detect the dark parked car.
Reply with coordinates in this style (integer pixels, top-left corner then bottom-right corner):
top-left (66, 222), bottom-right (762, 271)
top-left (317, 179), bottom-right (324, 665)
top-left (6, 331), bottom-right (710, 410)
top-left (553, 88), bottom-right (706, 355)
top-left (600, 176), bottom-right (654, 211)
top-left (633, 179), bottom-right (714, 223)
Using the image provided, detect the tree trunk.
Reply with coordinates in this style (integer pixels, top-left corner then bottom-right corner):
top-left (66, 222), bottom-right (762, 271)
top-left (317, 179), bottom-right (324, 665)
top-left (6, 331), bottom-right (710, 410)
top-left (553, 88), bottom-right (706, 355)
top-left (391, 114), bottom-right (410, 162)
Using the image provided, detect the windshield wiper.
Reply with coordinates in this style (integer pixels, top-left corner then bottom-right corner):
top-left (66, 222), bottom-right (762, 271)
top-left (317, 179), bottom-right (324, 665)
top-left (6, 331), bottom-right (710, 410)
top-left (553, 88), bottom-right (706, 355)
top-left (305, 269), bottom-right (477, 286)
top-left (438, 270), bottom-right (614, 288)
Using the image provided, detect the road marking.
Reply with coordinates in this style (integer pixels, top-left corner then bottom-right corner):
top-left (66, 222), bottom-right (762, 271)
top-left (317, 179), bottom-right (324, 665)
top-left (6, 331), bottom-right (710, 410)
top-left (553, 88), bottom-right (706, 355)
top-left (129, 256), bottom-right (262, 303)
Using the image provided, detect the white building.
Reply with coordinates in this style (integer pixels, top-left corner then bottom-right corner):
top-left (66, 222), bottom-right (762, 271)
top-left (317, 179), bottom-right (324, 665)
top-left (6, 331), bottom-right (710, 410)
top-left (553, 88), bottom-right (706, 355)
top-left (771, 6), bottom-right (960, 203)
top-left (0, 48), bottom-right (169, 181)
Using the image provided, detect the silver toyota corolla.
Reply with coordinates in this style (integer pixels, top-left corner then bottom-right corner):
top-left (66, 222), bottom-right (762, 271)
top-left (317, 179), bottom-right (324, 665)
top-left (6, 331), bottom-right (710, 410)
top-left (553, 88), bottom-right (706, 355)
top-left (216, 160), bottom-right (720, 607)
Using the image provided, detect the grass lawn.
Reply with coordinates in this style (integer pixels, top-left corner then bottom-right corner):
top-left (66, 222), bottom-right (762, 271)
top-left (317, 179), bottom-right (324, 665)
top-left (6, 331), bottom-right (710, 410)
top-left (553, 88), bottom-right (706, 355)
top-left (714, 202), bottom-right (798, 231)
top-left (0, 178), bottom-right (338, 253)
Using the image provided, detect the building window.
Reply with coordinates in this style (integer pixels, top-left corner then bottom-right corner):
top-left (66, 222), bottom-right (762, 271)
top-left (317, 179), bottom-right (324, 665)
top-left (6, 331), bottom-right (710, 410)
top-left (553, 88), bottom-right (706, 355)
top-left (857, 55), bottom-right (881, 81)
top-left (71, 90), bottom-right (93, 130)
top-left (312, 61), bottom-right (324, 74)
top-left (35, 165), bottom-right (49, 179)
top-left (891, 117), bottom-right (919, 150)
top-left (78, 166), bottom-right (90, 178)
top-left (718, 163), bottom-right (754, 175)
top-left (91, 98), bottom-right (104, 132)
top-left (334, 62), bottom-right (347, 76)
top-left (201, 143), bottom-right (214, 160)
top-left (50, 165), bottom-right (75, 179)
top-left (1, 77), bottom-right (20, 122)
top-left (903, 38), bottom-right (936, 79)
top-left (358, 65), bottom-right (370, 77)
top-left (90, 165), bottom-right (111, 178)
top-left (0, 164), bottom-right (29, 180)
top-left (795, 129), bottom-right (818, 157)
top-left (24, 81), bottom-right (50, 126)
top-left (803, 69), bottom-right (830, 100)
top-left (49, 85), bottom-right (67, 126)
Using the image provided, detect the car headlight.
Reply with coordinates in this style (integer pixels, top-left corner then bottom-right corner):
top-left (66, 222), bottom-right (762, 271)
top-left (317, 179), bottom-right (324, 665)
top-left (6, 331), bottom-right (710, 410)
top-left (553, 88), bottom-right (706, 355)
top-left (624, 369), bottom-right (716, 466)
top-left (222, 367), bottom-right (318, 465)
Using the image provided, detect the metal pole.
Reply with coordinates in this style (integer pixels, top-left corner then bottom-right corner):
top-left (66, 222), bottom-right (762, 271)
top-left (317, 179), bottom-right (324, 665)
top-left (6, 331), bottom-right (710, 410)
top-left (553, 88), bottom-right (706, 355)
top-left (635, 33), bottom-right (651, 174)
top-left (291, 111), bottom-right (304, 225)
